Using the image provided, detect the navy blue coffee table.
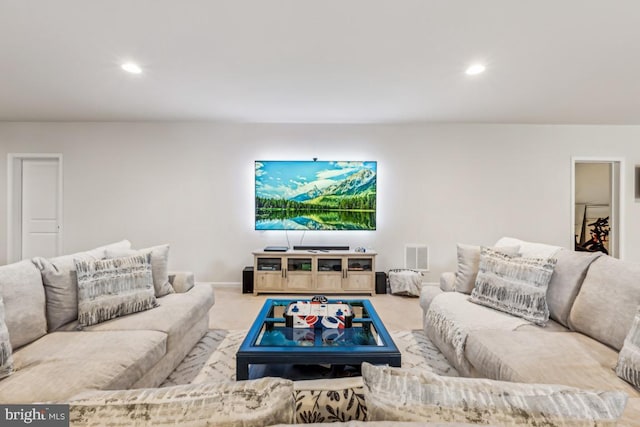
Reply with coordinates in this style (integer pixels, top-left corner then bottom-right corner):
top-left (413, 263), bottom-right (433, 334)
top-left (236, 298), bottom-right (401, 380)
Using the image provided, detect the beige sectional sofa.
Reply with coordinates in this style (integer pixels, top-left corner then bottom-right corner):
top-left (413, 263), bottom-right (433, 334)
top-left (0, 241), bottom-right (215, 403)
top-left (420, 237), bottom-right (640, 426)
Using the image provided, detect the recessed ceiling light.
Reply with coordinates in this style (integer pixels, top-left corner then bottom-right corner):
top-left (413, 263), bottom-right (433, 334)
top-left (465, 64), bottom-right (486, 76)
top-left (121, 62), bottom-right (142, 74)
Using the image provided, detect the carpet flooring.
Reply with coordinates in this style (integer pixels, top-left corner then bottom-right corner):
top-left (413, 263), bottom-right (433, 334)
top-left (161, 329), bottom-right (458, 387)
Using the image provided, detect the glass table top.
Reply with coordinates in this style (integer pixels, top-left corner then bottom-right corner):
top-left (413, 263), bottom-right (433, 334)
top-left (250, 299), bottom-right (387, 349)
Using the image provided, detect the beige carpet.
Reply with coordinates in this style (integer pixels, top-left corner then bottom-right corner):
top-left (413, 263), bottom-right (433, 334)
top-left (161, 329), bottom-right (458, 387)
top-left (207, 286), bottom-right (425, 331)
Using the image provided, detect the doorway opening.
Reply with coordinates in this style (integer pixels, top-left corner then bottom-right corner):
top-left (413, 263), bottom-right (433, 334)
top-left (7, 153), bottom-right (63, 262)
top-left (571, 158), bottom-right (623, 259)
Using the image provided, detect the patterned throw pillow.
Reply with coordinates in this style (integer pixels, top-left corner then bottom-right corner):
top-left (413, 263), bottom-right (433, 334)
top-left (616, 306), bottom-right (640, 388)
top-left (470, 247), bottom-right (557, 325)
top-left (105, 244), bottom-right (175, 297)
top-left (0, 297), bottom-right (14, 379)
top-left (68, 378), bottom-right (295, 426)
top-left (75, 254), bottom-right (157, 327)
top-left (294, 377), bottom-right (367, 423)
top-left (362, 363), bottom-right (627, 425)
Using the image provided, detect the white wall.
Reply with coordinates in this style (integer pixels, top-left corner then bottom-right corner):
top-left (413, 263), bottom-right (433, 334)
top-left (2, 122), bottom-right (640, 283)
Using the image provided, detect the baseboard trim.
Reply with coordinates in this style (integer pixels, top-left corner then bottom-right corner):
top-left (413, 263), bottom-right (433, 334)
top-left (210, 282), bottom-right (241, 288)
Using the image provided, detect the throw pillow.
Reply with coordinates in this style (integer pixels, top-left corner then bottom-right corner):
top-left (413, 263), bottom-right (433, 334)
top-left (294, 377), bottom-right (366, 423)
top-left (75, 254), bottom-right (157, 327)
top-left (105, 244), bottom-right (175, 297)
top-left (453, 244), bottom-right (519, 294)
top-left (0, 297), bottom-right (14, 380)
top-left (616, 306), bottom-right (640, 388)
top-left (0, 260), bottom-right (47, 349)
top-left (32, 240), bottom-right (132, 331)
top-left (470, 247), bottom-right (557, 325)
top-left (68, 378), bottom-right (295, 427)
top-left (362, 363), bottom-right (627, 425)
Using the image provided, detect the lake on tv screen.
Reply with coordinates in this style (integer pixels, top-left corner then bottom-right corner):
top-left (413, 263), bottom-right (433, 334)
top-left (255, 210), bottom-right (376, 231)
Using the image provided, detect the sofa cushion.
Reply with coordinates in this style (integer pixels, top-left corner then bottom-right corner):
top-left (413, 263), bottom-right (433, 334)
top-left (569, 255), bottom-right (640, 351)
top-left (466, 330), bottom-right (636, 393)
top-left (59, 284), bottom-right (214, 352)
top-left (425, 292), bottom-right (533, 376)
top-left (453, 244), bottom-right (519, 294)
top-left (546, 249), bottom-right (602, 327)
top-left (616, 306), bottom-right (640, 388)
top-left (68, 378), bottom-right (295, 427)
top-left (89, 239), bottom-right (132, 258)
top-left (0, 296), bottom-right (13, 379)
top-left (0, 329), bottom-right (166, 403)
top-left (169, 271), bottom-right (195, 293)
top-left (494, 236), bottom-right (562, 259)
top-left (470, 247), bottom-right (557, 325)
top-left (106, 244), bottom-right (175, 297)
top-left (465, 330), bottom-right (640, 425)
top-left (362, 362), bottom-right (627, 425)
top-left (32, 240), bottom-right (132, 331)
top-left (75, 254), bottom-right (157, 327)
top-left (0, 260), bottom-right (47, 349)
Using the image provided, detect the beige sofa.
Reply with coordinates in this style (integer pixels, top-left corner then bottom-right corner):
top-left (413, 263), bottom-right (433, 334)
top-left (0, 241), bottom-right (215, 403)
top-left (420, 237), bottom-right (640, 426)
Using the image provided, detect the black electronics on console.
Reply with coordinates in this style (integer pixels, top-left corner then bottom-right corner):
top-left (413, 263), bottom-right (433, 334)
top-left (263, 246), bottom-right (289, 252)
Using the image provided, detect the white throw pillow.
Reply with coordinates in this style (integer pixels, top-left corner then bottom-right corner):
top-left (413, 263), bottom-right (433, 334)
top-left (106, 244), bottom-right (175, 297)
top-left (453, 244), bottom-right (519, 294)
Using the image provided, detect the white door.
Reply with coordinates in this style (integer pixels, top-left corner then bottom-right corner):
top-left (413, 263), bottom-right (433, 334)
top-left (21, 159), bottom-right (61, 259)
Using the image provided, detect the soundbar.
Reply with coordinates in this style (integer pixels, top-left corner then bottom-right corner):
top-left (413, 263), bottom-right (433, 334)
top-left (293, 245), bottom-right (350, 251)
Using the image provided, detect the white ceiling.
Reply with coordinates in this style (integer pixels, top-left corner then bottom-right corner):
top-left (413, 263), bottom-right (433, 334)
top-left (2, 0), bottom-right (640, 124)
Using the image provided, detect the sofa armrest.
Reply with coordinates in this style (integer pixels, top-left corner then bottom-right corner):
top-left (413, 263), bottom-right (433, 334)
top-left (420, 284), bottom-right (443, 315)
top-left (168, 271), bottom-right (195, 293)
top-left (440, 271), bottom-right (456, 292)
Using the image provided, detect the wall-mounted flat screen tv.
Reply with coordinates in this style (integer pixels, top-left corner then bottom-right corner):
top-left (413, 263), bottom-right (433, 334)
top-left (255, 160), bottom-right (377, 230)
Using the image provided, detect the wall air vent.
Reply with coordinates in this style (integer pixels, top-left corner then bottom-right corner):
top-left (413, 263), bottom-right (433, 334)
top-left (404, 244), bottom-right (429, 271)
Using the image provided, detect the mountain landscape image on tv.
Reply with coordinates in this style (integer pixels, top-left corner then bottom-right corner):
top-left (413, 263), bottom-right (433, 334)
top-left (255, 160), bottom-right (377, 230)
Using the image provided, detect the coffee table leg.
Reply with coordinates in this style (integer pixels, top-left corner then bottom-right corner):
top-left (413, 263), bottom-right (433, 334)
top-left (390, 355), bottom-right (402, 368)
top-left (236, 356), bottom-right (249, 380)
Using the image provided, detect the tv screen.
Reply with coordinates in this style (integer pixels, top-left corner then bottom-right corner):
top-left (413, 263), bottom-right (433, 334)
top-left (255, 160), bottom-right (377, 230)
